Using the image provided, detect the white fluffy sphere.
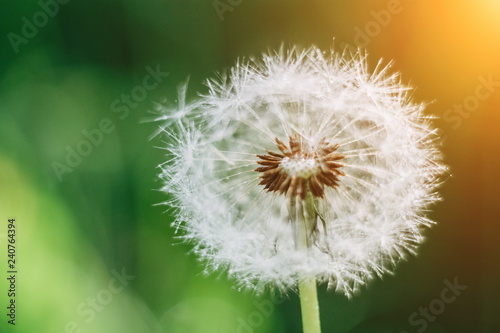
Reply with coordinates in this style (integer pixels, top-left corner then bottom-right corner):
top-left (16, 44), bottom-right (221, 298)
top-left (158, 47), bottom-right (446, 297)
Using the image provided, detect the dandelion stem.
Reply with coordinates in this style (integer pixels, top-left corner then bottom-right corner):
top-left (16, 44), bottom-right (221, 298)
top-left (299, 276), bottom-right (321, 333)
top-left (297, 192), bottom-right (322, 333)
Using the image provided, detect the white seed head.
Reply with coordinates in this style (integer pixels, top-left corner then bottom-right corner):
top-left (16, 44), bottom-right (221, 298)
top-left (157, 46), bottom-right (447, 297)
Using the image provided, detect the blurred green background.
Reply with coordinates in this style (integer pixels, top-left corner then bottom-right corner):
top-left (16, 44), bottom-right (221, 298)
top-left (1, 0), bottom-right (499, 332)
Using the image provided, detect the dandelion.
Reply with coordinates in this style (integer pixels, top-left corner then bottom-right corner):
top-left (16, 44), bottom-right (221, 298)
top-left (157, 46), bottom-right (446, 332)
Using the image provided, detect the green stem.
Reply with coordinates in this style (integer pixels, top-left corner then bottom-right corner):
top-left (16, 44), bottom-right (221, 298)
top-left (293, 191), bottom-right (322, 333)
top-left (299, 275), bottom-right (321, 333)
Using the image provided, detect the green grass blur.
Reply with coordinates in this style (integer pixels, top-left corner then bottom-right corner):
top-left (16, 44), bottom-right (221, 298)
top-left (1, 0), bottom-right (499, 332)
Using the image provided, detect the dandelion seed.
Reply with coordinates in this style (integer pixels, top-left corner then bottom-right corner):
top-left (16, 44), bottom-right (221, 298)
top-left (157, 46), bottom-right (446, 332)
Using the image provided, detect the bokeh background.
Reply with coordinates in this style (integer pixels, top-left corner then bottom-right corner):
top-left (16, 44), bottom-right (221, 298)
top-left (1, 0), bottom-right (499, 332)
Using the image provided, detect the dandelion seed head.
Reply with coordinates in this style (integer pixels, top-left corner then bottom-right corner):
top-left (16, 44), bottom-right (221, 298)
top-left (158, 46), bottom-right (447, 297)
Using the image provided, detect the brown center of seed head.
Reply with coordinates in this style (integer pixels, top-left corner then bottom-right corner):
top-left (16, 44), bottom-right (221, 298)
top-left (255, 134), bottom-right (345, 200)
